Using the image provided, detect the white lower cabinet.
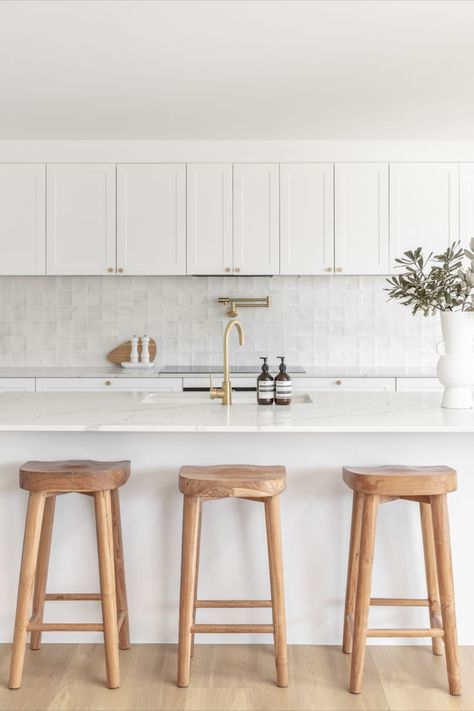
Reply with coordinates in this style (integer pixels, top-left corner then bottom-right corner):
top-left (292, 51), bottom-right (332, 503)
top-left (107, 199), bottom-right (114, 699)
top-left (396, 378), bottom-right (441, 392)
top-left (0, 378), bottom-right (36, 392)
top-left (35, 378), bottom-right (182, 392)
top-left (293, 377), bottom-right (396, 392)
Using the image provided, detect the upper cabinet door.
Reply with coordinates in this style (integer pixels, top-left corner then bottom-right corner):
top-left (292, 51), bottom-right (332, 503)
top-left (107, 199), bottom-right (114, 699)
top-left (390, 163), bottom-right (459, 268)
top-left (233, 164), bottom-right (279, 275)
top-left (335, 163), bottom-right (389, 275)
top-left (117, 164), bottom-right (186, 275)
top-left (280, 164), bottom-right (334, 275)
top-left (0, 164), bottom-right (45, 275)
top-left (460, 164), bottom-right (474, 248)
top-left (47, 164), bottom-right (116, 275)
top-left (187, 164), bottom-right (233, 275)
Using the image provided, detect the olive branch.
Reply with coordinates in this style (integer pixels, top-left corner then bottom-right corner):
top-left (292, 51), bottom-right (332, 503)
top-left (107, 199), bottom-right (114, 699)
top-left (385, 240), bottom-right (474, 317)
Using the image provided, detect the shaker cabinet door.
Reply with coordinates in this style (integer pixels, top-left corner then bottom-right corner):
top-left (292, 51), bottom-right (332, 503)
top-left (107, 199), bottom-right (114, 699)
top-left (187, 164), bottom-right (233, 275)
top-left (280, 164), bottom-right (334, 275)
top-left (47, 164), bottom-right (116, 275)
top-left (233, 164), bottom-right (279, 275)
top-left (0, 164), bottom-right (45, 275)
top-left (335, 163), bottom-right (389, 275)
top-left (117, 164), bottom-right (186, 275)
top-left (390, 163), bottom-right (459, 269)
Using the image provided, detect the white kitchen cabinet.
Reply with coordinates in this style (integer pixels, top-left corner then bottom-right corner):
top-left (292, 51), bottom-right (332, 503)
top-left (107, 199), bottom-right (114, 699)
top-left (293, 377), bottom-right (395, 392)
top-left (460, 164), bottom-right (474, 247)
top-left (233, 164), bottom-right (279, 275)
top-left (35, 378), bottom-right (183, 392)
top-left (335, 163), bottom-right (389, 275)
top-left (280, 164), bottom-right (334, 275)
top-left (0, 378), bottom-right (36, 392)
top-left (0, 164), bottom-right (45, 275)
top-left (390, 163), bottom-right (459, 268)
top-left (187, 164), bottom-right (233, 275)
top-left (396, 377), bottom-right (441, 392)
top-left (117, 164), bottom-right (186, 275)
top-left (47, 164), bottom-right (116, 275)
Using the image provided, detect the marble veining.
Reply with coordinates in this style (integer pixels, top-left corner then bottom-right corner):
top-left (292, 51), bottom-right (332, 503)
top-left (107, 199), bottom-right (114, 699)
top-left (0, 390), bottom-right (471, 432)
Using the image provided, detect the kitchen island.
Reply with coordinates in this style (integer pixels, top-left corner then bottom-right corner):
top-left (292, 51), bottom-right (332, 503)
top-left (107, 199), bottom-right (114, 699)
top-left (0, 389), bottom-right (473, 647)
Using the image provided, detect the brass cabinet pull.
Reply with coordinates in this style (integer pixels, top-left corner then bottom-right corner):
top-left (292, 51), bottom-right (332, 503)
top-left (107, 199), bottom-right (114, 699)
top-left (224, 267), bottom-right (231, 273)
top-left (118, 267), bottom-right (124, 273)
top-left (335, 267), bottom-right (343, 273)
top-left (107, 267), bottom-right (114, 273)
top-left (105, 380), bottom-right (111, 386)
top-left (234, 267), bottom-right (241, 273)
top-left (335, 379), bottom-right (342, 385)
top-left (325, 267), bottom-right (332, 272)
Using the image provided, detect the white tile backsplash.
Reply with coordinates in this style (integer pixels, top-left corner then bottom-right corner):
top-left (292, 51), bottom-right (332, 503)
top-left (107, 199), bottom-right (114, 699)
top-left (0, 275), bottom-right (440, 368)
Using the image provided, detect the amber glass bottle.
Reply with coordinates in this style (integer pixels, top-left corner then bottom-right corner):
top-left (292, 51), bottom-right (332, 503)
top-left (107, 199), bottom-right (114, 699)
top-left (274, 356), bottom-right (292, 406)
top-left (257, 357), bottom-right (274, 405)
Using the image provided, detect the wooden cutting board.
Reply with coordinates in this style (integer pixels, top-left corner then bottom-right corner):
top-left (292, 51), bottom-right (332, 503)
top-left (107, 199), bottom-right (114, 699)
top-left (107, 339), bottom-right (157, 365)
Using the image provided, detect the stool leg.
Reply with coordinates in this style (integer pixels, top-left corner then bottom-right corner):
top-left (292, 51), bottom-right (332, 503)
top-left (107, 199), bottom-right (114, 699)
top-left (9, 492), bottom-right (47, 689)
top-left (110, 488), bottom-right (130, 650)
top-left (343, 492), bottom-right (364, 654)
top-left (419, 501), bottom-right (444, 656)
top-left (30, 494), bottom-right (56, 651)
top-left (431, 494), bottom-right (461, 696)
top-left (190, 500), bottom-right (202, 658)
top-left (177, 495), bottom-right (201, 688)
top-left (350, 494), bottom-right (379, 694)
top-left (94, 490), bottom-right (120, 689)
top-left (265, 494), bottom-right (288, 688)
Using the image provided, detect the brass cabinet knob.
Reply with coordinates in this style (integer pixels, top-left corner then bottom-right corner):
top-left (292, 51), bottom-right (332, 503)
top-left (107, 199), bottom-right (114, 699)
top-left (107, 267), bottom-right (114, 273)
top-left (118, 267), bottom-right (124, 273)
top-left (335, 379), bottom-right (342, 385)
top-left (335, 267), bottom-right (343, 273)
top-left (224, 267), bottom-right (231, 273)
top-left (105, 380), bottom-right (111, 386)
top-left (325, 267), bottom-right (332, 272)
top-left (234, 267), bottom-right (241, 273)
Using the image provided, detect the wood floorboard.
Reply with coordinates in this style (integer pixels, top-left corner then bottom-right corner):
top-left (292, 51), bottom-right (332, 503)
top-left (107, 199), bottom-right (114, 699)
top-left (0, 644), bottom-right (472, 711)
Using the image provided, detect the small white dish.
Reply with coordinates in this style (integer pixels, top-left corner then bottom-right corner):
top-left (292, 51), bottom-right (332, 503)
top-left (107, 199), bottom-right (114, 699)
top-left (120, 361), bottom-right (156, 369)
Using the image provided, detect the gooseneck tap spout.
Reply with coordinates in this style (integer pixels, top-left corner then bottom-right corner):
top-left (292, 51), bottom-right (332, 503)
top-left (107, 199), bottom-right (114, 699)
top-left (210, 320), bottom-right (245, 405)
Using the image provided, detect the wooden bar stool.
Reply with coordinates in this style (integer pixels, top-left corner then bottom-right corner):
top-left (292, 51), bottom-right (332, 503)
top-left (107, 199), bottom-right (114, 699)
top-left (342, 465), bottom-right (460, 696)
top-left (9, 459), bottom-right (130, 690)
top-left (177, 464), bottom-right (288, 688)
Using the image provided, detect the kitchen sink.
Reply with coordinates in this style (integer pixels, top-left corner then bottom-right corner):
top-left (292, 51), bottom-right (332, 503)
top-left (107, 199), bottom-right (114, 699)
top-left (140, 392), bottom-right (313, 405)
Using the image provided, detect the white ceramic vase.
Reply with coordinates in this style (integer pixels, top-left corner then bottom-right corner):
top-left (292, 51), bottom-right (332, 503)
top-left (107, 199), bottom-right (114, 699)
top-left (436, 310), bottom-right (474, 409)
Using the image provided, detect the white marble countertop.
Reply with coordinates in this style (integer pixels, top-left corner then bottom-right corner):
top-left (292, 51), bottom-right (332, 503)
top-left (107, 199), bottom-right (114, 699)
top-left (0, 366), bottom-right (437, 379)
top-left (0, 389), bottom-right (471, 432)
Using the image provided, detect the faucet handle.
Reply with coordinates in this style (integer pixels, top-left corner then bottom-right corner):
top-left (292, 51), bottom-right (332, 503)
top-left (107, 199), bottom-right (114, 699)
top-left (209, 374), bottom-right (224, 401)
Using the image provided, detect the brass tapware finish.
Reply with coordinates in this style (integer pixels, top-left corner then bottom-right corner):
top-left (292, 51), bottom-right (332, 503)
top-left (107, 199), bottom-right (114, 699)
top-left (218, 296), bottom-right (271, 318)
top-left (210, 319), bottom-right (245, 406)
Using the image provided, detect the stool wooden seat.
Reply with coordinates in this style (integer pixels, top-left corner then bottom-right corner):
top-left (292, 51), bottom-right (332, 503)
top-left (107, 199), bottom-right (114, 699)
top-left (342, 465), bottom-right (460, 696)
top-left (20, 459), bottom-right (130, 492)
top-left (179, 464), bottom-right (286, 498)
top-left (9, 460), bottom-right (130, 690)
top-left (177, 464), bottom-right (288, 688)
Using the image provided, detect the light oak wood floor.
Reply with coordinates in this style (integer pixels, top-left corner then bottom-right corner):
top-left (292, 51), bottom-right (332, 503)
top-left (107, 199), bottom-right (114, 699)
top-left (0, 644), bottom-right (473, 711)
